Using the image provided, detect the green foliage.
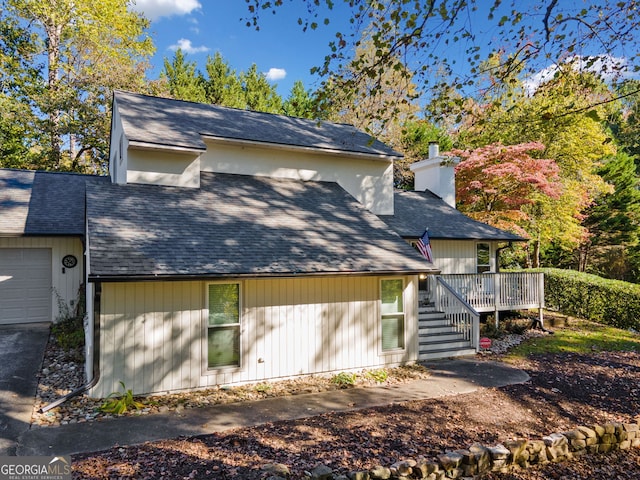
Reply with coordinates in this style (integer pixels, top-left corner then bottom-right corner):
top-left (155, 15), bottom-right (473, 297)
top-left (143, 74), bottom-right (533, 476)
top-left (99, 382), bottom-right (145, 415)
top-left (161, 49), bottom-right (206, 103)
top-left (244, 1), bottom-right (640, 135)
top-left (539, 268), bottom-right (640, 330)
top-left (506, 319), bottom-right (639, 359)
top-left (330, 372), bottom-right (357, 387)
top-left (364, 369), bottom-right (388, 383)
top-left (52, 289), bottom-right (85, 353)
top-left (282, 80), bottom-right (317, 119)
top-left (5, 0), bottom-right (154, 172)
top-left (254, 382), bottom-right (272, 393)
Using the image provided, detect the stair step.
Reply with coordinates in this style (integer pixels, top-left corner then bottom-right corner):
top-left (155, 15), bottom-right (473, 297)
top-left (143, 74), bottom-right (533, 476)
top-left (418, 347), bottom-right (477, 361)
top-left (419, 338), bottom-right (473, 350)
top-left (418, 311), bottom-right (446, 320)
top-left (419, 331), bottom-right (465, 342)
top-left (419, 325), bottom-right (458, 334)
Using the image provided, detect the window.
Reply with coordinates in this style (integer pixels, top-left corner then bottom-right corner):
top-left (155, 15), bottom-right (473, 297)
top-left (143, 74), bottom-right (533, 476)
top-left (476, 243), bottom-right (491, 273)
top-left (207, 283), bottom-right (241, 368)
top-left (381, 279), bottom-right (405, 351)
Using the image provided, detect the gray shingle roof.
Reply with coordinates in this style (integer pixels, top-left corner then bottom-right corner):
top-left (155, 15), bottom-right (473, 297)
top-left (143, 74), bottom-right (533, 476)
top-left (380, 189), bottom-right (525, 241)
top-left (87, 173), bottom-right (435, 279)
top-left (0, 169), bottom-right (105, 235)
top-left (114, 90), bottom-right (402, 158)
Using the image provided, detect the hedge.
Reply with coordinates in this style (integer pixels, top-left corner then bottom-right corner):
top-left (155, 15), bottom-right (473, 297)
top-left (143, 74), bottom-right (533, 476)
top-left (534, 268), bottom-right (640, 331)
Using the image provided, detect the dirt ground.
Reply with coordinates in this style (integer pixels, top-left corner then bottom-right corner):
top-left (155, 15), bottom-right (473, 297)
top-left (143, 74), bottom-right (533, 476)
top-left (71, 350), bottom-right (640, 479)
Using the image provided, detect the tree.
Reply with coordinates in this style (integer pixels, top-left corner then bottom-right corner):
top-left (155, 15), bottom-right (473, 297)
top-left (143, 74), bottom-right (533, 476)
top-left (282, 80), bottom-right (316, 119)
top-left (608, 79), bottom-right (640, 162)
top-left (203, 52), bottom-right (245, 108)
top-left (0, 11), bottom-right (43, 168)
top-left (395, 120), bottom-right (452, 190)
top-left (162, 49), bottom-right (207, 103)
top-left (451, 142), bottom-right (563, 266)
top-left (244, 1), bottom-right (640, 130)
top-left (580, 152), bottom-right (640, 279)
top-left (240, 64), bottom-right (282, 113)
top-left (5, 0), bottom-right (153, 172)
top-left (318, 36), bottom-right (419, 142)
top-left (452, 66), bottom-right (617, 266)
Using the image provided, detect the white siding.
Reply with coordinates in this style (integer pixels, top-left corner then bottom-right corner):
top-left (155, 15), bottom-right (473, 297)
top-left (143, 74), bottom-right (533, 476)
top-left (90, 275), bottom-right (418, 398)
top-left (127, 149), bottom-right (201, 188)
top-left (0, 237), bottom-right (84, 321)
top-left (430, 240), bottom-right (499, 274)
top-left (200, 141), bottom-right (395, 215)
top-left (108, 103), bottom-right (127, 185)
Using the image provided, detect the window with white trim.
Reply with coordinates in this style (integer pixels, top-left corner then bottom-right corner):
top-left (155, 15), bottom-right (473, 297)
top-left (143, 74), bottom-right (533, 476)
top-left (476, 243), bottom-right (491, 273)
top-left (380, 278), bottom-right (405, 351)
top-left (207, 283), bottom-right (241, 368)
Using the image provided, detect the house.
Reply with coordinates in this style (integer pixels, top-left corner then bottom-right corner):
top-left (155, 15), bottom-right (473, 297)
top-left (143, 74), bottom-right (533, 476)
top-left (380, 143), bottom-right (523, 276)
top-left (0, 91), bottom-right (531, 397)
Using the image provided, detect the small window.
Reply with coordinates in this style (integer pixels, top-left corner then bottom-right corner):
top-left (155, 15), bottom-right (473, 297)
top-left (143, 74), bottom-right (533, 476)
top-left (381, 279), bottom-right (405, 351)
top-left (476, 243), bottom-right (491, 273)
top-left (207, 283), bottom-right (241, 368)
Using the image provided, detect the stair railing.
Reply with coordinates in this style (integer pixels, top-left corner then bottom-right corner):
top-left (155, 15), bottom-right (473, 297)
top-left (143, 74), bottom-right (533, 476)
top-left (433, 276), bottom-right (481, 351)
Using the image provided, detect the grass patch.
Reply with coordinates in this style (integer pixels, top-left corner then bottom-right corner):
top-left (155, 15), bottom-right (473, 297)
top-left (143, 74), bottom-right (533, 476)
top-left (505, 318), bottom-right (639, 360)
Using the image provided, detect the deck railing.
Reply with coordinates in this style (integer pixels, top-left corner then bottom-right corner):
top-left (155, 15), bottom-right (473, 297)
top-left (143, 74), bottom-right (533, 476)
top-left (433, 276), bottom-right (480, 350)
top-left (436, 272), bottom-right (545, 321)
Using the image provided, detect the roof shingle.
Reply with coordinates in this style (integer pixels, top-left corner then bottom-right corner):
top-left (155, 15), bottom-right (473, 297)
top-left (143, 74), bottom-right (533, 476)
top-left (0, 169), bottom-right (104, 236)
top-left (379, 189), bottom-right (524, 241)
top-left (87, 173), bottom-right (435, 279)
top-left (114, 90), bottom-right (402, 158)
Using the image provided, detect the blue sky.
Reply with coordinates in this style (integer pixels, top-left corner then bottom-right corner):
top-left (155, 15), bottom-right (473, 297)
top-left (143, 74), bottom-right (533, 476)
top-left (130, 1), bottom-right (636, 100)
top-left (131, 1), bottom-right (352, 97)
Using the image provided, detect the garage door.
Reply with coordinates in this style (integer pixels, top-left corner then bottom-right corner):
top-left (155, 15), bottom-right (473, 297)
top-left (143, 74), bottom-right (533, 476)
top-left (0, 248), bottom-right (52, 324)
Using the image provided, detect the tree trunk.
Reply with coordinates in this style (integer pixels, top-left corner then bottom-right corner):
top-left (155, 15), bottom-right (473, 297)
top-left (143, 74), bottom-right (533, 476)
top-left (531, 237), bottom-right (541, 268)
top-left (45, 21), bottom-right (62, 168)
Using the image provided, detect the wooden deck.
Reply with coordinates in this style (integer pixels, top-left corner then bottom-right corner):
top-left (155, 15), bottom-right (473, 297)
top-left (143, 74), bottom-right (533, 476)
top-left (437, 272), bottom-right (545, 317)
top-left (422, 272), bottom-right (545, 356)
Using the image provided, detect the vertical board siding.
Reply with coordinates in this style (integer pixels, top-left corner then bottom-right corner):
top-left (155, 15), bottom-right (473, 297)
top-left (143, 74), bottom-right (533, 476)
top-left (92, 275), bottom-right (418, 398)
top-left (0, 237), bottom-right (83, 322)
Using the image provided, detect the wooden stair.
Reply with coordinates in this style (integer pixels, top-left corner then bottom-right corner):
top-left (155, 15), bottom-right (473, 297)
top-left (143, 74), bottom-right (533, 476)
top-left (418, 305), bottom-right (477, 361)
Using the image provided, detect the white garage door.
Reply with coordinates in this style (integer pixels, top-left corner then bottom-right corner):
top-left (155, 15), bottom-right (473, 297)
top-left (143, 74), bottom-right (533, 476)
top-left (0, 248), bottom-right (52, 324)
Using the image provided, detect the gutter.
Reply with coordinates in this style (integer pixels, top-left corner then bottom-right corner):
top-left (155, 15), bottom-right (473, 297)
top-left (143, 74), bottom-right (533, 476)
top-left (87, 268), bottom-right (441, 283)
top-left (39, 283), bottom-right (101, 413)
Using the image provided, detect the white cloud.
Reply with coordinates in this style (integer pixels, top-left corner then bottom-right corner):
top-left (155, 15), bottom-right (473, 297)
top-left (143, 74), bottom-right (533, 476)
top-left (265, 68), bottom-right (287, 81)
top-left (168, 38), bottom-right (209, 54)
top-left (524, 54), bottom-right (629, 95)
top-left (131, 0), bottom-right (201, 21)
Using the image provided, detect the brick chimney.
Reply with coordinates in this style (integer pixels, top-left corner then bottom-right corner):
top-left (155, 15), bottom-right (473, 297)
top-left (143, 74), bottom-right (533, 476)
top-left (410, 142), bottom-right (459, 208)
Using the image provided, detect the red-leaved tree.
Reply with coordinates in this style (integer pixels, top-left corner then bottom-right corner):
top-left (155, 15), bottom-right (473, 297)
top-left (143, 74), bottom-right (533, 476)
top-left (449, 142), bottom-right (563, 243)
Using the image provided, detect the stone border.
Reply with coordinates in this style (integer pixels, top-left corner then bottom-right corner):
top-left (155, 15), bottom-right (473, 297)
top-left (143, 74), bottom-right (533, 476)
top-left (261, 419), bottom-right (640, 479)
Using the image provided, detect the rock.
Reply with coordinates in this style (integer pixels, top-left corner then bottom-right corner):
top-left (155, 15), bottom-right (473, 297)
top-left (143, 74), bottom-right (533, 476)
top-left (543, 433), bottom-right (567, 447)
top-left (438, 451), bottom-right (464, 470)
top-left (348, 472), bottom-right (370, 480)
top-left (390, 460), bottom-right (413, 476)
top-left (369, 465), bottom-right (391, 480)
top-left (488, 444), bottom-right (510, 460)
top-left (310, 464), bottom-right (333, 480)
top-left (262, 463), bottom-right (291, 477)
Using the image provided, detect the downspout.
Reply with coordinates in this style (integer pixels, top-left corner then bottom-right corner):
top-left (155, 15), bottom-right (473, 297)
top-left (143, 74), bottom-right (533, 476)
top-left (39, 282), bottom-right (101, 413)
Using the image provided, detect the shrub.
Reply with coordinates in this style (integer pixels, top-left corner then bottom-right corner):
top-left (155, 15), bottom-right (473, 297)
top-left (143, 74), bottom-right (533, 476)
top-left (99, 382), bottom-right (145, 414)
top-left (365, 368), bottom-right (388, 383)
top-left (331, 372), bottom-right (357, 387)
top-left (537, 268), bottom-right (640, 330)
top-left (52, 288), bottom-right (85, 353)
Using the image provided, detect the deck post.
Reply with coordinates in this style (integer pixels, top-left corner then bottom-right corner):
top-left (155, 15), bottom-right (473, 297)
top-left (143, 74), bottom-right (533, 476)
top-left (494, 273), bottom-right (500, 328)
top-left (538, 272), bottom-right (545, 328)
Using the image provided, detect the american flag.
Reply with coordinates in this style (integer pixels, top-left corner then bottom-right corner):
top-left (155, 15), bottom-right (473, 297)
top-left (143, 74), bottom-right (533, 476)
top-left (417, 229), bottom-right (433, 262)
